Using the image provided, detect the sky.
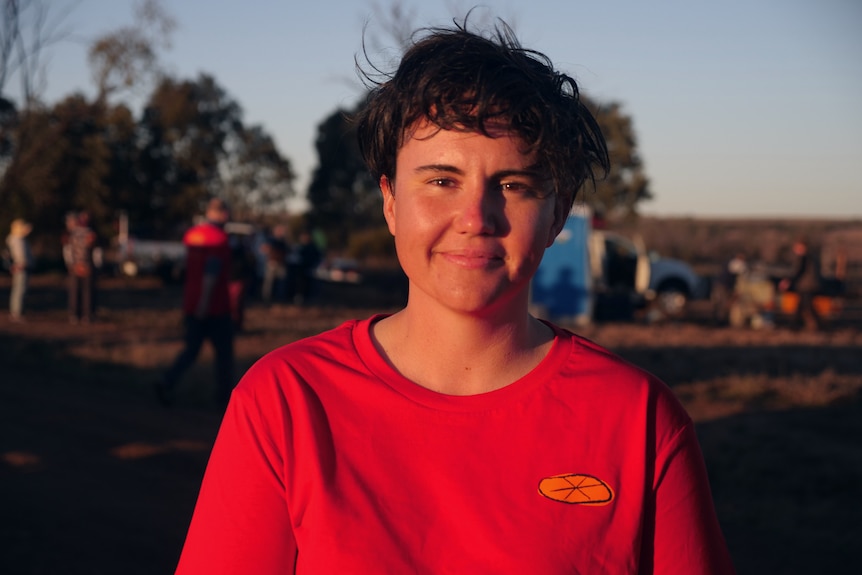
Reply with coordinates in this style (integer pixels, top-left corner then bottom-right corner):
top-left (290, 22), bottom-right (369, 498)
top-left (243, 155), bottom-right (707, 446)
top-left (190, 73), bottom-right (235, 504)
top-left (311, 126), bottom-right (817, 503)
top-left (13, 0), bottom-right (862, 218)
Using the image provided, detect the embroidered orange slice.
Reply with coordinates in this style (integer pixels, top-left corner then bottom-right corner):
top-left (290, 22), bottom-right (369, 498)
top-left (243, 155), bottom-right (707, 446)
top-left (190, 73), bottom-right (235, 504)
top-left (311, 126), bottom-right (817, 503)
top-left (538, 473), bottom-right (614, 505)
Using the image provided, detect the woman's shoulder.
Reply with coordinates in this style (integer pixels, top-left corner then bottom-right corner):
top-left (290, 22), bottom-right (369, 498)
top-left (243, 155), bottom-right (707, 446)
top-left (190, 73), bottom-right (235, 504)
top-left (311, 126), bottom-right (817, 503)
top-left (259, 317), bottom-right (365, 365)
top-left (550, 323), bottom-right (648, 379)
top-left (234, 315), bottom-right (380, 393)
top-left (549, 323), bottom-right (691, 425)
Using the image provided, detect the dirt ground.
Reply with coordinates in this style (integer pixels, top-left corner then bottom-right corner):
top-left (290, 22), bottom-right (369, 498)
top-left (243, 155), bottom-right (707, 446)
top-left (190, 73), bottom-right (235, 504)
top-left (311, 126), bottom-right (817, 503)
top-left (1, 274), bottom-right (861, 574)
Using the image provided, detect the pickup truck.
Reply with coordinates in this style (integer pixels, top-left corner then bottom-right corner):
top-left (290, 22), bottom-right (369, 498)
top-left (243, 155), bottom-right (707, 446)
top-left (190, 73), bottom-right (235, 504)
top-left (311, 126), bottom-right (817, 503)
top-left (594, 229), bottom-right (708, 316)
top-left (531, 211), bottom-right (708, 323)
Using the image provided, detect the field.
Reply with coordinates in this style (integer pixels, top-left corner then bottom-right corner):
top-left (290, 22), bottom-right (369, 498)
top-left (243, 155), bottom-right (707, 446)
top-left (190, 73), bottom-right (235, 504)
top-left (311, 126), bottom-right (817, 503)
top-left (1, 269), bottom-right (861, 574)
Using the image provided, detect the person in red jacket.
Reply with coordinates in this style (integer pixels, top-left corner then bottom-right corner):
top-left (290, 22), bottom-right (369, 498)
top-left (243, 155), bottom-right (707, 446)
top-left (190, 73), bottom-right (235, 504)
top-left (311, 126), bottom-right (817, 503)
top-left (156, 198), bottom-right (235, 407)
top-left (175, 18), bottom-right (735, 574)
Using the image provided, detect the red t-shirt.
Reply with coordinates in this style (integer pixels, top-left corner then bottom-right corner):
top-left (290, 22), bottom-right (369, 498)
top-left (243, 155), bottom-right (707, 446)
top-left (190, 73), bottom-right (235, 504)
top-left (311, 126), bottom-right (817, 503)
top-left (182, 223), bottom-right (231, 317)
top-left (176, 317), bottom-right (735, 574)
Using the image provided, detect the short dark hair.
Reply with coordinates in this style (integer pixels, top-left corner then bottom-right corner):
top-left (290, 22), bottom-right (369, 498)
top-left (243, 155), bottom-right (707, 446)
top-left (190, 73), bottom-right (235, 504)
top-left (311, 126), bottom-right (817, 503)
top-left (355, 18), bottom-right (609, 215)
top-left (207, 197), bottom-right (230, 214)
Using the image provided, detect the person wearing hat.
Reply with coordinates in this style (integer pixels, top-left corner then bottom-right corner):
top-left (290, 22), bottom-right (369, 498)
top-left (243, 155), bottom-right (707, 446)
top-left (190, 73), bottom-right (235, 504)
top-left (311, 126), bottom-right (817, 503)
top-left (6, 218), bottom-right (33, 322)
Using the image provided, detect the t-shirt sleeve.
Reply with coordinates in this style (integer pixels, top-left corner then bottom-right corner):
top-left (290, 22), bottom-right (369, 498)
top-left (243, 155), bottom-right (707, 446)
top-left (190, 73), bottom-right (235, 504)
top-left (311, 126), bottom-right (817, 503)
top-left (647, 420), bottom-right (736, 574)
top-left (175, 375), bottom-right (296, 574)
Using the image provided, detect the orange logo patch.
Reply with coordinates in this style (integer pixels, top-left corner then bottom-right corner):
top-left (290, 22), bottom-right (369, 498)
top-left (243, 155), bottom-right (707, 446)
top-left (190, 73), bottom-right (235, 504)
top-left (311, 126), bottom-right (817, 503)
top-left (538, 473), bottom-right (614, 505)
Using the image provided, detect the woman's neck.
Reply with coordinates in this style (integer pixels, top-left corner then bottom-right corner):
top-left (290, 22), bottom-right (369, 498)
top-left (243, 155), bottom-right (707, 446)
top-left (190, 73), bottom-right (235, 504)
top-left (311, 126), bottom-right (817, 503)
top-left (371, 303), bottom-right (555, 395)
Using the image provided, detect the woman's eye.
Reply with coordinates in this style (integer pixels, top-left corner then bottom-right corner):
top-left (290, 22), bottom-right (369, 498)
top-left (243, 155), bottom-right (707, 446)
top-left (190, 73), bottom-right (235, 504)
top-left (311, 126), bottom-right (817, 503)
top-left (502, 182), bottom-right (534, 195)
top-left (501, 181), bottom-right (551, 198)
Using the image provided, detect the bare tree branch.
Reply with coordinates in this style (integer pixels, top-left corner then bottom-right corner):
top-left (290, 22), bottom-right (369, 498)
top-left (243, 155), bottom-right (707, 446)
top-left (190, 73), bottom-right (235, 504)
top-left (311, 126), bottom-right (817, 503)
top-left (88, 0), bottom-right (175, 104)
top-left (0, 0), bottom-right (76, 107)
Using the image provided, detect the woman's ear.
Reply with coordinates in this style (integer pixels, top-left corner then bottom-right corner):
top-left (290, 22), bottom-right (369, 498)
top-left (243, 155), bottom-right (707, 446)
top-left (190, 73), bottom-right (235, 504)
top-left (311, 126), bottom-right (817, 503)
top-left (381, 176), bottom-right (396, 236)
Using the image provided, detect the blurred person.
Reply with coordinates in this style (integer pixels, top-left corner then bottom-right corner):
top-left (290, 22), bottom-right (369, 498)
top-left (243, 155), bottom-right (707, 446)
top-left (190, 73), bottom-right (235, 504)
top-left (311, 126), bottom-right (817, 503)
top-left (66, 211), bottom-right (97, 324)
top-left (712, 252), bottom-right (747, 323)
top-left (227, 232), bottom-right (257, 332)
top-left (779, 236), bottom-right (822, 331)
top-left (156, 198), bottom-right (235, 407)
top-left (175, 19), bottom-right (735, 574)
top-left (61, 211), bottom-right (77, 271)
top-left (311, 225), bottom-right (327, 254)
top-left (6, 218), bottom-right (34, 322)
top-left (260, 224), bottom-right (288, 303)
top-left (293, 229), bottom-right (321, 305)
top-left (726, 252), bottom-right (747, 279)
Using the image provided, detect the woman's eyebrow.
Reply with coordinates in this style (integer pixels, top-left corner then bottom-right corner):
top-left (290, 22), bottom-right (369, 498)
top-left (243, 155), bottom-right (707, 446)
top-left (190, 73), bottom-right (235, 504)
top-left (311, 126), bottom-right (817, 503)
top-left (496, 167), bottom-right (544, 178)
top-left (414, 164), bottom-right (464, 175)
top-left (413, 164), bottom-right (545, 178)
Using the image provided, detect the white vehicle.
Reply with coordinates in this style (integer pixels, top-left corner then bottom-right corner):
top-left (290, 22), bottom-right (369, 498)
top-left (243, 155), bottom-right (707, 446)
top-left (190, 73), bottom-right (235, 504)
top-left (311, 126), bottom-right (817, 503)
top-left (592, 229), bottom-right (708, 315)
top-left (314, 257), bottom-right (363, 284)
top-left (115, 212), bottom-right (185, 280)
top-left (531, 210), bottom-right (707, 323)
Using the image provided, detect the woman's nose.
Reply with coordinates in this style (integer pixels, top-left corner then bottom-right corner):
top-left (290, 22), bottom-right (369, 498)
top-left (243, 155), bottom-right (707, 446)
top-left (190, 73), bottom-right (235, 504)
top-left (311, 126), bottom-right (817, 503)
top-left (453, 182), bottom-right (499, 235)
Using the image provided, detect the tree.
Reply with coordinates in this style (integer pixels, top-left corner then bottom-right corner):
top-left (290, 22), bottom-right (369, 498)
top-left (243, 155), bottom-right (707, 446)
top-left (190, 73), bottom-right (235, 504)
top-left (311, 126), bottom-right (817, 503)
top-left (137, 74), bottom-right (239, 228)
top-left (0, 0), bottom-right (74, 237)
top-left (87, 0), bottom-right (175, 104)
top-left (0, 1), bottom-right (295, 258)
top-left (582, 98), bottom-right (651, 221)
top-left (306, 103), bottom-right (380, 252)
top-left (0, 94), bottom-right (124, 251)
top-left (220, 124), bottom-right (296, 220)
top-left (0, 72), bottom-right (295, 251)
top-left (0, 94), bottom-right (17, 173)
top-left (136, 73), bottom-right (294, 233)
top-left (0, 103), bottom-right (63, 226)
top-left (51, 95), bottom-right (114, 231)
top-left (0, 0), bottom-right (73, 107)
